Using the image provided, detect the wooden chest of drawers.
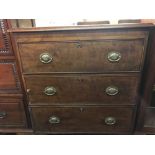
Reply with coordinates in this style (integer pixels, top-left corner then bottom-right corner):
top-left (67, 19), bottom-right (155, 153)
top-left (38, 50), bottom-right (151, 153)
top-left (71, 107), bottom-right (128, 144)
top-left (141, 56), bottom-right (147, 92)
top-left (0, 19), bottom-right (27, 130)
top-left (11, 24), bottom-right (154, 134)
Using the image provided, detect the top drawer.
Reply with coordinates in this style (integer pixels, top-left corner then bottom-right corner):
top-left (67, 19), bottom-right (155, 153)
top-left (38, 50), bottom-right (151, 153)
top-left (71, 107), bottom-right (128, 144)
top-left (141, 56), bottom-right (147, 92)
top-left (15, 30), bottom-right (148, 73)
top-left (18, 39), bottom-right (146, 73)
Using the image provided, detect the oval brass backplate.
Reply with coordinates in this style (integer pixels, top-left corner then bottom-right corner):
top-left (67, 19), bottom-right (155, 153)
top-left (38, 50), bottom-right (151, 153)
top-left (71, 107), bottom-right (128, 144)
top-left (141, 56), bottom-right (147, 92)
top-left (0, 111), bottom-right (7, 119)
top-left (108, 51), bottom-right (121, 62)
top-left (49, 116), bottom-right (60, 124)
top-left (105, 86), bottom-right (119, 96)
top-left (40, 53), bottom-right (53, 64)
top-left (44, 86), bottom-right (56, 96)
top-left (105, 117), bottom-right (116, 125)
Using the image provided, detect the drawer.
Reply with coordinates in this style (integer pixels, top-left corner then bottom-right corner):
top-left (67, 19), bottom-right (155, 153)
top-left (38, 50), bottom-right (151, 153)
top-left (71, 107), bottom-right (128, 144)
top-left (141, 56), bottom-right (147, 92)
top-left (0, 102), bottom-right (26, 127)
top-left (25, 74), bottom-right (139, 105)
top-left (30, 106), bottom-right (136, 134)
top-left (0, 61), bottom-right (21, 93)
top-left (18, 39), bottom-right (145, 73)
top-left (144, 107), bottom-right (155, 128)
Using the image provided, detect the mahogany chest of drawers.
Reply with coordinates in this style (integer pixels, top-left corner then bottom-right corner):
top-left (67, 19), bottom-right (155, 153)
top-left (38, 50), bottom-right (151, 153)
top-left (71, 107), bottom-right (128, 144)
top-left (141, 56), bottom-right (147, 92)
top-left (10, 24), bottom-right (155, 134)
top-left (0, 19), bottom-right (27, 130)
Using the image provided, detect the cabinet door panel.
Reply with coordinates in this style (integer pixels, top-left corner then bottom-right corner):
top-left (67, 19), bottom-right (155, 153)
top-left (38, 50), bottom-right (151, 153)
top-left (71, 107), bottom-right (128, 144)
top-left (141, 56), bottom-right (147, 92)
top-left (0, 61), bottom-right (21, 93)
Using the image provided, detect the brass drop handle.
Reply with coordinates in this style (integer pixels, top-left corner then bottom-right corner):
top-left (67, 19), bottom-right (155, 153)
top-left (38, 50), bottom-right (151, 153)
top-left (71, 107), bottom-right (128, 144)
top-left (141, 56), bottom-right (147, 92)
top-left (105, 117), bottom-right (116, 125)
top-left (0, 111), bottom-right (7, 119)
top-left (44, 86), bottom-right (56, 96)
top-left (40, 53), bottom-right (53, 64)
top-left (76, 42), bottom-right (82, 48)
top-left (108, 51), bottom-right (121, 62)
top-left (27, 89), bottom-right (31, 94)
top-left (106, 86), bottom-right (119, 96)
top-left (49, 116), bottom-right (60, 124)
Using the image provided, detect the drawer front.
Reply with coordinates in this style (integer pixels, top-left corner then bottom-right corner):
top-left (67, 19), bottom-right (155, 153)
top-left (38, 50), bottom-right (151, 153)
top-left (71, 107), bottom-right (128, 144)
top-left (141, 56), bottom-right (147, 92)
top-left (31, 106), bottom-right (136, 133)
top-left (0, 61), bottom-right (21, 93)
top-left (25, 74), bottom-right (139, 105)
top-left (0, 102), bottom-right (26, 127)
top-left (19, 39), bottom-right (145, 73)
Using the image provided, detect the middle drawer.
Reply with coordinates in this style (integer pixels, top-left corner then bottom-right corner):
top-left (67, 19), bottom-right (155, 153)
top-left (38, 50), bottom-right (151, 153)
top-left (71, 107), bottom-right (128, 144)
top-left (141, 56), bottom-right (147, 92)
top-left (25, 74), bottom-right (139, 105)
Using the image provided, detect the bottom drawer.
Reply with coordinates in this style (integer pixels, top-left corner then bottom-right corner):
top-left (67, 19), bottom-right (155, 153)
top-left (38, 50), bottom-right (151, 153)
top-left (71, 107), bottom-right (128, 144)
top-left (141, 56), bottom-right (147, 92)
top-left (31, 106), bottom-right (136, 134)
top-left (0, 102), bottom-right (26, 127)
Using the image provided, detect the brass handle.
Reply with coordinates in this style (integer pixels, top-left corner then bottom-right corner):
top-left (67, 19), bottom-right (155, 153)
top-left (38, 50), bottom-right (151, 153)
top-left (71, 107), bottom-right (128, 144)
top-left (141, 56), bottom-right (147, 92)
top-left (49, 116), bottom-right (60, 124)
top-left (44, 86), bottom-right (56, 96)
top-left (106, 86), bottom-right (119, 96)
top-left (40, 53), bottom-right (53, 64)
top-left (27, 89), bottom-right (31, 93)
top-left (76, 42), bottom-right (82, 48)
top-left (0, 111), bottom-right (7, 119)
top-left (108, 51), bottom-right (121, 62)
top-left (105, 117), bottom-right (116, 125)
